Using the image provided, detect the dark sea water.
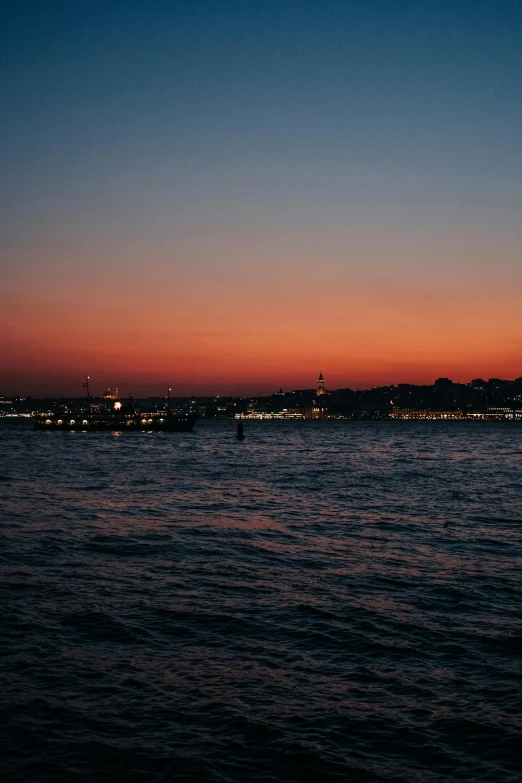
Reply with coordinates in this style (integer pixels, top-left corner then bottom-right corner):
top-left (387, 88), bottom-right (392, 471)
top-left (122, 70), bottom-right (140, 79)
top-left (1, 420), bottom-right (521, 783)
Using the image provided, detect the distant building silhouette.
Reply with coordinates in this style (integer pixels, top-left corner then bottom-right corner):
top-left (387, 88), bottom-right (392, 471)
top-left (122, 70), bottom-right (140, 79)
top-left (102, 387), bottom-right (118, 400)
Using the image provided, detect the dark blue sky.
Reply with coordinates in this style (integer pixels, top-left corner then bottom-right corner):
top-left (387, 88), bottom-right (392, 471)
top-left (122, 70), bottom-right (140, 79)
top-left (3, 0), bottom-right (521, 214)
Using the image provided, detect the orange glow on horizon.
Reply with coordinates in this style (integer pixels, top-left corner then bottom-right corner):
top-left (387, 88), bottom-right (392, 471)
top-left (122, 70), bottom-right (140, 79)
top-left (3, 264), bottom-right (521, 396)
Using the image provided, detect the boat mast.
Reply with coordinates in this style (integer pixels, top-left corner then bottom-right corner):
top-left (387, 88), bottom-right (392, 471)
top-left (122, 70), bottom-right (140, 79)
top-left (83, 376), bottom-right (92, 414)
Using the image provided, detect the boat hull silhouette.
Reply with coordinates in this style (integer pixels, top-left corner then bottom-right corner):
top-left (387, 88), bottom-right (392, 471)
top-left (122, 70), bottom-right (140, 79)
top-left (33, 414), bottom-right (198, 432)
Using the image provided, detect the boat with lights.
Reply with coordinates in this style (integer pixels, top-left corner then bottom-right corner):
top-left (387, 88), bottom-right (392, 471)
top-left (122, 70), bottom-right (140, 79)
top-left (33, 378), bottom-right (197, 432)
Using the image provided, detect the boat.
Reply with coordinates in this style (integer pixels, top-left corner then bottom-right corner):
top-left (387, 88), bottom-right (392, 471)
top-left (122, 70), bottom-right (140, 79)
top-left (33, 379), bottom-right (198, 433)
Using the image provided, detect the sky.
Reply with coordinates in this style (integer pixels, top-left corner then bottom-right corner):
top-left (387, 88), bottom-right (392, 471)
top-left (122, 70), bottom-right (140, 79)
top-left (2, 0), bottom-right (521, 396)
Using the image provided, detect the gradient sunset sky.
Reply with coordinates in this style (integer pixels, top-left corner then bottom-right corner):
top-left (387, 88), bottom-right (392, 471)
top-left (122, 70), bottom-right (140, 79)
top-left (2, 0), bottom-right (521, 396)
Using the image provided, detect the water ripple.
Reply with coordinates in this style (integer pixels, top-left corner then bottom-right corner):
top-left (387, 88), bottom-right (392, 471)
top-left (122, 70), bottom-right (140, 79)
top-left (1, 420), bottom-right (521, 782)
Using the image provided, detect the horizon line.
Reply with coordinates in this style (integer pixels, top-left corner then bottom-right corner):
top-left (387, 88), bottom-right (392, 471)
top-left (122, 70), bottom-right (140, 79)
top-left (3, 374), bottom-right (521, 400)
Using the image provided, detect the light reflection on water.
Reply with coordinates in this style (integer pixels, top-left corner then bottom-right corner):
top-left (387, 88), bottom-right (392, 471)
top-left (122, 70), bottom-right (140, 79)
top-left (0, 420), bottom-right (521, 782)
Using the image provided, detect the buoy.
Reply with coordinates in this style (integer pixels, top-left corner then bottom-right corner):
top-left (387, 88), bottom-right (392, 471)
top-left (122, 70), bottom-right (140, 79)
top-left (236, 421), bottom-right (245, 440)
